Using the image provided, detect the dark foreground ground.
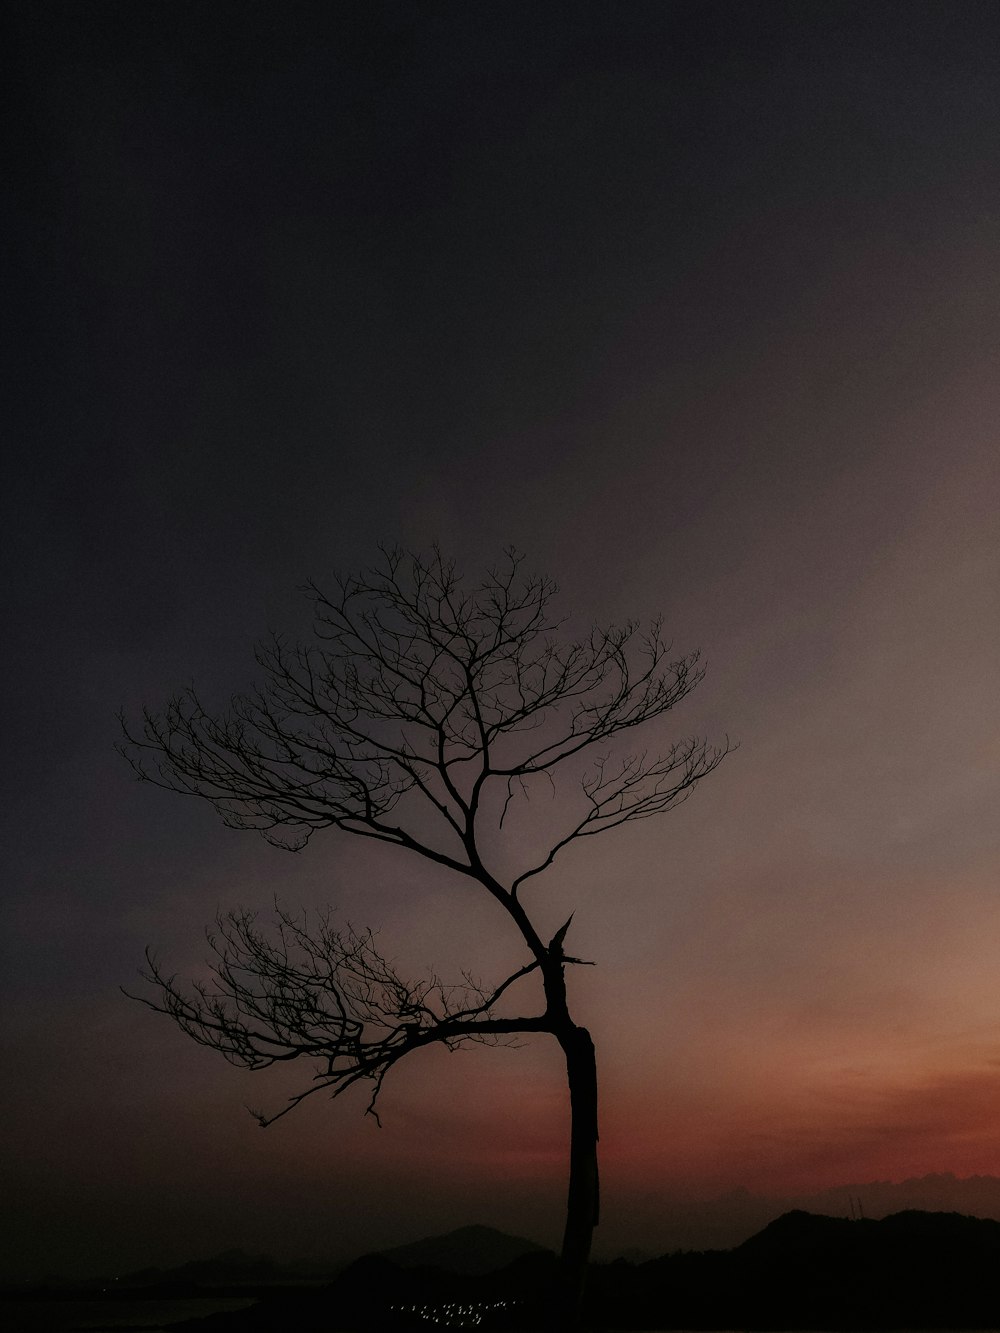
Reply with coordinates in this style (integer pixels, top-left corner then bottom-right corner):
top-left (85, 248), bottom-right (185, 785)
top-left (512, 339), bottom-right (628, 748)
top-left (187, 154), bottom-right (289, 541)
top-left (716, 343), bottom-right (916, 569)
top-left (8, 1210), bottom-right (1000, 1331)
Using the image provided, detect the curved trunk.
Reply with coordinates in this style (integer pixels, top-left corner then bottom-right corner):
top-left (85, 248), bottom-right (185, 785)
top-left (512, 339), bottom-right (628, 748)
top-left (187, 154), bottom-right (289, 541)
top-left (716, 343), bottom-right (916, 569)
top-left (559, 1023), bottom-right (599, 1328)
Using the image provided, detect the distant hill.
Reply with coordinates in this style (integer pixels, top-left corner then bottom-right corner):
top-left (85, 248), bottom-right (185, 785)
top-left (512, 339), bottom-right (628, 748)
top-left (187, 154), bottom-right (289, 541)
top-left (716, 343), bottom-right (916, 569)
top-left (119, 1248), bottom-right (281, 1287)
top-left (114, 1246), bottom-right (335, 1290)
top-left (804, 1170), bottom-right (1000, 1223)
top-left (643, 1171), bottom-right (1000, 1253)
top-left (36, 1210), bottom-right (1000, 1329)
top-left (584, 1209), bottom-right (1000, 1329)
top-left (329, 1210), bottom-right (1000, 1329)
top-left (739, 1205), bottom-right (1000, 1256)
top-left (376, 1224), bottom-right (549, 1275)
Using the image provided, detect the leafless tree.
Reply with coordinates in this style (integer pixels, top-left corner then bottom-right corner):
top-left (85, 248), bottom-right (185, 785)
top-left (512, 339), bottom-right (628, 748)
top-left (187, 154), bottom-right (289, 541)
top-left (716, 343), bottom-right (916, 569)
top-left (121, 546), bottom-right (730, 1326)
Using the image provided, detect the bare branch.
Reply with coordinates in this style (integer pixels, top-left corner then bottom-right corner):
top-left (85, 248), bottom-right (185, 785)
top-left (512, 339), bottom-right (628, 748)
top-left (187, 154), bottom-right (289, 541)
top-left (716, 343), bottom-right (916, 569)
top-left (120, 548), bottom-right (729, 907)
top-left (511, 736), bottom-right (733, 895)
top-left (125, 906), bottom-right (546, 1124)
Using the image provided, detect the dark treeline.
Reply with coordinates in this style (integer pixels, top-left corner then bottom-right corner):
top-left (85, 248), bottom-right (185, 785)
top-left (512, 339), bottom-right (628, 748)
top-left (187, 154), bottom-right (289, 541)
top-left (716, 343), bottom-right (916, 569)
top-left (10, 1210), bottom-right (1000, 1329)
top-left (585, 1209), bottom-right (1000, 1330)
top-left (333, 1210), bottom-right (1000, 1330)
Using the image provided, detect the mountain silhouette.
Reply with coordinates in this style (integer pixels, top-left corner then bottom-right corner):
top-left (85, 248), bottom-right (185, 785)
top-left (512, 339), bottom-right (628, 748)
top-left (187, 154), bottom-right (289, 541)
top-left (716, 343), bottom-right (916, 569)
top-left (586, 1208), bottom-right (1000, 1329)
top-left (17, 1210), bottom-right (1000, 1329)
top-left (642, 1171), bottom-right (1000, 1252)
top-left (740, 1205), bottom-right (1000, 1257)
top-left (376, 1224), bottom-right (549, 1275)
top-left (117, 1247), bottom-right (286, 1289)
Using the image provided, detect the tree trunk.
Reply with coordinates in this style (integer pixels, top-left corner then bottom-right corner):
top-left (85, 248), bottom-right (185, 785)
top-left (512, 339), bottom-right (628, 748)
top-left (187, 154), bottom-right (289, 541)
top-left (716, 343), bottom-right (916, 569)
top-left (559, 1023), bottom-right (599, 1329)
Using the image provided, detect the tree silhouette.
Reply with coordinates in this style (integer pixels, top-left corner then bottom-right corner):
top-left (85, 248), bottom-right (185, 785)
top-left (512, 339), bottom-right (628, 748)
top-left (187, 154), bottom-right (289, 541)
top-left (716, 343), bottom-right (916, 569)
top-left (121, 547), bottom-right (730, 1326)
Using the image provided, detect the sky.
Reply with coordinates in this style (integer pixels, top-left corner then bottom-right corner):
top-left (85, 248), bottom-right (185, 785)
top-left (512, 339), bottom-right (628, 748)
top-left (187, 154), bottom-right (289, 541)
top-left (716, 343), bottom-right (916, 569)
top-left (4, 0), bottom-right (1000, 1282)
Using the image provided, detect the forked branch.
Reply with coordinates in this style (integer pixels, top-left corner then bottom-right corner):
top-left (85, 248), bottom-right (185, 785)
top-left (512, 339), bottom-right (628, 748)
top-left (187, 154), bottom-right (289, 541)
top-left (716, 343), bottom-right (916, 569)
top-left (118, 548), bottom-right (732, 886)
top-left (126, 906), bottom-right (547, 1125)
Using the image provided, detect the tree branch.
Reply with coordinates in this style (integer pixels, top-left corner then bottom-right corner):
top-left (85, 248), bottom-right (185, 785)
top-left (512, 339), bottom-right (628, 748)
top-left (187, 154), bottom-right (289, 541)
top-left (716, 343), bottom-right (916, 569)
top-left (125, 907), bottom-right (548, 1126)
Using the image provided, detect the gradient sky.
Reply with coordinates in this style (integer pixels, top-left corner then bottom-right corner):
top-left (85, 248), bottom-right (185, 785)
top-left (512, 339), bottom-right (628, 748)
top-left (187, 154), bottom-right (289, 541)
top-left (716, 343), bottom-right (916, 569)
top-left (5, 0), bottom-right (1000, 1282)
